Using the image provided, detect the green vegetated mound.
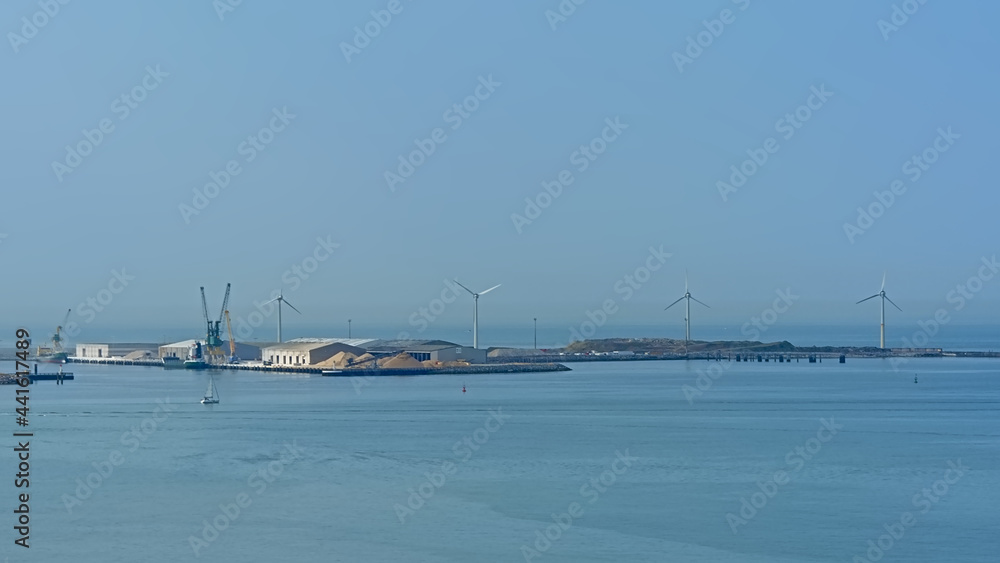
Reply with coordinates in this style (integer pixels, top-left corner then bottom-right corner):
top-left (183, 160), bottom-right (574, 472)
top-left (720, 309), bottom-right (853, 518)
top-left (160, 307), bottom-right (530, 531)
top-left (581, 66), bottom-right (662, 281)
top-left (561, 338), bottom-right (885, 356)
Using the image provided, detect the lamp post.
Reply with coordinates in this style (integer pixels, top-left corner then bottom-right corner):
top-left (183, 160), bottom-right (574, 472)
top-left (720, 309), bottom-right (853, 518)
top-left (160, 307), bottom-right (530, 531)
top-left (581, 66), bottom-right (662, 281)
top-left (348, 319), bottom-right (352, 339)
top-left (533, 317), bottom-right (537, 349)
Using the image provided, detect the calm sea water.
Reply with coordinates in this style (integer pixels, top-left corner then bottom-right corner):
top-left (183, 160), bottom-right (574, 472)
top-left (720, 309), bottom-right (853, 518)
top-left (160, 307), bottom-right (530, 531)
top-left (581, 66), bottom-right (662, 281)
top-left (2, 358), bottom-right (998, 562)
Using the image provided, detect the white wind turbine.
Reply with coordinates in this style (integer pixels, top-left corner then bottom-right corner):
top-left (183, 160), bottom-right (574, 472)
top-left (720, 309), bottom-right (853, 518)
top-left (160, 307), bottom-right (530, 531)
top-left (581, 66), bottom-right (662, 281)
top-left (856, 272), bottom-right (901, 349)
top-left (664, 271), bottom-right (710, 342)
top-left (264, 291), bottom-right (301, 343)
top-left (453, 280), bottom-right (501, 349)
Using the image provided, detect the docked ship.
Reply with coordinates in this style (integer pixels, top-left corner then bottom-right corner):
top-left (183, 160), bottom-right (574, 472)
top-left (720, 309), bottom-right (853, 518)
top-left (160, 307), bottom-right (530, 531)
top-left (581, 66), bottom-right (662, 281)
top-left (35, 347), bottom-right (69, 363)
top-left (37, 309), bottom-right (71, 363)
top-left (162, 356), bottom-right (185, 369)
top-left (184, 342), bottom-right (209, 370)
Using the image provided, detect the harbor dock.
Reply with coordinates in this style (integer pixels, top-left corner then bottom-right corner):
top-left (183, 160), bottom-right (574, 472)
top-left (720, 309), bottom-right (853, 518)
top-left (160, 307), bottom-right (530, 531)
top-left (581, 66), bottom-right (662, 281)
top-left (65, 356), bottom-right (570, 376)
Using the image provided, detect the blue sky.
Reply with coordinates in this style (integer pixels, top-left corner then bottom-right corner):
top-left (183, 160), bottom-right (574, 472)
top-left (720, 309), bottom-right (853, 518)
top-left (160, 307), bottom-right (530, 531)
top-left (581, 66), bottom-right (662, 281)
top-left (1, 0), bottom-right (998, 345)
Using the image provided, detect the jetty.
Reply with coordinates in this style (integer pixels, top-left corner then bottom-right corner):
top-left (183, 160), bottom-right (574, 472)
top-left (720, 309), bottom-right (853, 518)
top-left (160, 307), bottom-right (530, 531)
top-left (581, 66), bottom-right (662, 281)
top-left (29, 372), bottom-right (74, 382)
top-left (0, 372), bottom-right (73, 384)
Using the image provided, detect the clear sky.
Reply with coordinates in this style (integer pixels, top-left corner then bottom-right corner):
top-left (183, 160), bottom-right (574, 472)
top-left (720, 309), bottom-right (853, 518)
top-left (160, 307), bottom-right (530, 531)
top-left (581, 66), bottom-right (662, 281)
top-left (1, 0), bottom-right (998, 345)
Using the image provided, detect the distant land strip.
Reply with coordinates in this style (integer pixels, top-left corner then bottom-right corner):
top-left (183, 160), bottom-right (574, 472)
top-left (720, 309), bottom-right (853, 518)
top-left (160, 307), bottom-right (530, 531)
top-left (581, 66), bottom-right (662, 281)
top-left (488, 338), bottom-right (1000, 361)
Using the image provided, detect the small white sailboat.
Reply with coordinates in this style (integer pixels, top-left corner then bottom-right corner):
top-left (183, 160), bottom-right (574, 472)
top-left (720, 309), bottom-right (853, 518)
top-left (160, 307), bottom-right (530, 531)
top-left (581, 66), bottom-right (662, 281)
top-left (201, 375), bottom-right (220, 404)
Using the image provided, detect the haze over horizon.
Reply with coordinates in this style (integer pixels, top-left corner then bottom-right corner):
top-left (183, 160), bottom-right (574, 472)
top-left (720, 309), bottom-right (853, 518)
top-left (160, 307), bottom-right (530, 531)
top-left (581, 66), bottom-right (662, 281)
top-left (2, 1), bottom-right (998, 347)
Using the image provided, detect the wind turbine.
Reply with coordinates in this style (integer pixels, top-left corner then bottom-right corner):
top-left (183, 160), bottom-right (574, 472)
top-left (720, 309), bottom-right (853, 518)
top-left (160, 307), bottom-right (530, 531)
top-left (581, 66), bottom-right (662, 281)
top-left (264, 291), bottom-right (301, 343)
top-left (664, 271), bottom-right (709, 342)
top-left (857, 272), bottom-right (901, 349)
top-left (453, 280), bottom-right (501, 349)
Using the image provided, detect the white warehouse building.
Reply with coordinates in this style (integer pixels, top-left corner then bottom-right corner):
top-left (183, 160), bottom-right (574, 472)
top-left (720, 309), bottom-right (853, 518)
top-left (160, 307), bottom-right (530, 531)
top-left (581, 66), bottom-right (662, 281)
top-left (75, 344), bottom-right (110, 359)
top-left (263, 339), bottom-right (366, 367)
top-left (159, 340), bottom-right (205, 360)
top-left (75, 343), bottom-right (158, 359)
top-left (158, 339), bottom-right (263, 361)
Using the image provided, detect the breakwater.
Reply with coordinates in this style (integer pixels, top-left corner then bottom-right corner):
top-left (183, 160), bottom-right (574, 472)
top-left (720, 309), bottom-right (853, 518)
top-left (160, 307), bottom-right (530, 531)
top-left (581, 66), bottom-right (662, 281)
top-left (64, 357), bottom-right (571, 376)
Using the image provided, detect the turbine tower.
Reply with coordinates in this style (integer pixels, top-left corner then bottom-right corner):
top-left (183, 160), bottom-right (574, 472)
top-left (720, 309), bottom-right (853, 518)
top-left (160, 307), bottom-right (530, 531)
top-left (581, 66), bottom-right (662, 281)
top-left (664, 271), bottom-right (709, 342)
top-left (264, 291), bottom-right (301, 343)
top-left (857, 272), bottom-right (901, 349)
top-left (454, 280), bottom-right (501, 349)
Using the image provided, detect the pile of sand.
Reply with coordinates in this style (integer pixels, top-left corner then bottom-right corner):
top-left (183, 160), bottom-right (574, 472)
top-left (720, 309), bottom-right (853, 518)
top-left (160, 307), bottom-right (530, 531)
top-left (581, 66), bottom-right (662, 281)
top-left (332, 351), bottom-right (358, 366)
top-left (124, 350), bottom-right (155, 360)
top-left (314, 351), bottom-right (360, 368)
top-left (421, 360), bottom-right (444, 368)
top-left (378, 353), bottom-right (424, 369)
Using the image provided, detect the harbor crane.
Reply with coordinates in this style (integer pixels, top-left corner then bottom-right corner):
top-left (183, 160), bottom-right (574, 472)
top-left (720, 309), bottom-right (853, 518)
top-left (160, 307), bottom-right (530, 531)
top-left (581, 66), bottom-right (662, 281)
top-left (224, 310), bottom-right (239, 364)
top-left (200, 283), bottom-right (230, 364)
top-left (51, 308), bottom-right (72, 354)
top-left (37, 308), bottom-right (72, 361)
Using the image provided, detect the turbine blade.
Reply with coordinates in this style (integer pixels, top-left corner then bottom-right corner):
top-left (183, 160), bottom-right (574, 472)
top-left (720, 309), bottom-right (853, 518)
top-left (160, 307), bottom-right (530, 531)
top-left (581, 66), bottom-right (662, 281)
top-left (452, 279), bottom-right (476, 295)
top-left (664, 296), bottom-right (684, 311)
top-left (691, 296), bottom-right (711, 308)
top-left (881, 271), bottom-right (887, 292)
top-left (479, 283), bottom-right (502, 295)
top-left (685, 270), bottom-right (689, 292)
top-left (884, 295), bottom-right (902, 311)
top-left (263, 297), bottom-right (279, 306)
top-left (283, 300), bottom-right (302, 314)
top-left (856, 294), bottom-right (879, 304)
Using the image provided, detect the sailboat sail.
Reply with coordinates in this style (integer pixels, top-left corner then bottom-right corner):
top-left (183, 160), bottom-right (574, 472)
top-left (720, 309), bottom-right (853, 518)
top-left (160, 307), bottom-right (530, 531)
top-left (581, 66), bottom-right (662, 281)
top-left (202, 376), bottom-right (219, 404)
